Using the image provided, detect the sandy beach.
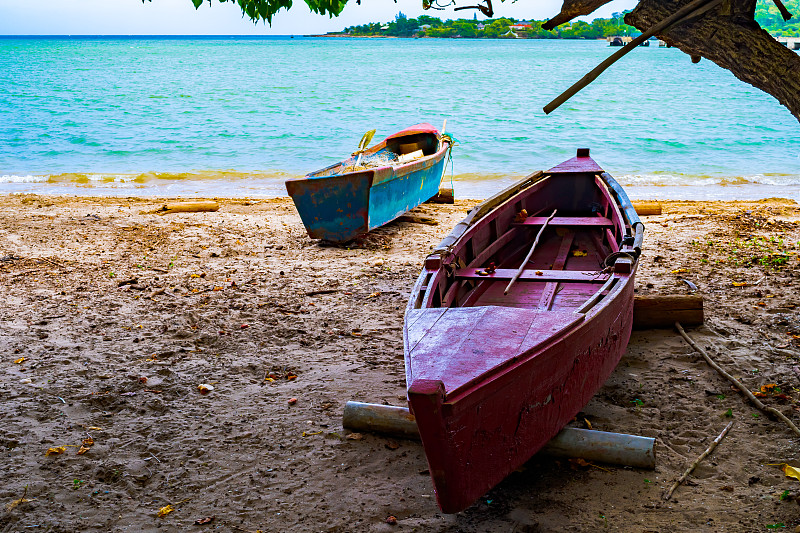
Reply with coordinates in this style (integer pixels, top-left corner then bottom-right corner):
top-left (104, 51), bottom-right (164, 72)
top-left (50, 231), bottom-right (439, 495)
top-left (1, 194), bottom-right (799, 532)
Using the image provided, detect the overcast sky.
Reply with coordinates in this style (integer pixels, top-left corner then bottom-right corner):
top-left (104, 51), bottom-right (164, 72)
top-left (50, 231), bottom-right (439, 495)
top-left (0, 0), bottom-right (636, 35)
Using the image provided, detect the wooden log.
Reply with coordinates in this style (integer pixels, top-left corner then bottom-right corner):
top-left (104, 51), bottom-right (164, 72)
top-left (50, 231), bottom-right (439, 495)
top-left (343, 402), bottom-right (419, 439)
top-left (343, 401), bottom-right (656, 469)
top-left (633, 294), bottom-right (703, 329)
top-left (150, 201), bottom-right (220, 215)
top-left (426, 187), bottom-right (455, 204)
top-left (632, 201), bottom-right (662, 216)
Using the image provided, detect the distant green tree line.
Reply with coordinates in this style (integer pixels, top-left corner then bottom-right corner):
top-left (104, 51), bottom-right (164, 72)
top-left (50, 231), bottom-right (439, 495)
top-left (343, 12), bottom-right (637, 39)
top-left (341, 2), bottom-right (800, 39)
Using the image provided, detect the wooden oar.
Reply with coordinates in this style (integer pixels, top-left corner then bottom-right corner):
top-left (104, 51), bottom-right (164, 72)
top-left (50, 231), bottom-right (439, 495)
top-left (504, 208), bottom-right (557, 295)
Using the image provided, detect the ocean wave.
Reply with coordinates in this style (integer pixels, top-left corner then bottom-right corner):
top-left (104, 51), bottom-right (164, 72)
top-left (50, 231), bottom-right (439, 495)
top-left (616, 173), bottom-right (800, 187)
top-left (0, 170), bottom-right (302, 186)
top-left (0, 174), bottom-right (48, 183)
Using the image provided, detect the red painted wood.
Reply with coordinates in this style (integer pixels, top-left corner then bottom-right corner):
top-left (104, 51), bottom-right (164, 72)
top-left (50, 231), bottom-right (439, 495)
top-left (513, 216), bottom-right (613, 227)
top-left (546, 153), bottom-right (604, 174)
top-left (403, 150), bottom-right (640, 514)
top-left (455, 268), bottom-right (610, 283)
top-left (538, 231), bottom-right (574, 310)
top-left (407, 307), bottom-right (583, 395)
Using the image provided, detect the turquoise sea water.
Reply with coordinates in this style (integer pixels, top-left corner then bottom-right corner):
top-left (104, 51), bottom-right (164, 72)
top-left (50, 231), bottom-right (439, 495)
top-left (1, 36), bottom-right (799, 200)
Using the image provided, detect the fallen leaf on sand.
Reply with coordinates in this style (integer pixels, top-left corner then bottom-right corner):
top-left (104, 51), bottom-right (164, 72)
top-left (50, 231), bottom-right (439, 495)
top-left (45, 446), bottom-right (66, 456)
top-left (6, 487), bottom-right (33, 512)
top-left (386, 515), bottom-right (398, 525)
top-left (385, 440), bottom-right (400, 450)
top-left (197, 384), bottom-right (214, 395)
top-left (77, 446), bottom-right (91, 455)
top-left (287, 397), bottom-right (298, 405)
top-left (157, 504), bottom-right (174, 518)
top-left (670, 268), bottom-right (689, 274)
top-left (82, 437), bottom-right (94, 447)
top-left (367, 291), bottom-right (381, 298)
top-left (14, 357), bottom-right (25, 364)
top-left (195, 515), bottom-right (215, 525)
top-left (346, 433), bottom-right (363, 441)
top-left (302, 430), bottom-right (323, 437)
top-left (286, 373), bottom-right (297, 381)
top-left (86, 426), bottom-right (102, 431)
top-left (781, 464), bottom-right (800, 482)
top-left (732, 281), bottom-right (748, 287)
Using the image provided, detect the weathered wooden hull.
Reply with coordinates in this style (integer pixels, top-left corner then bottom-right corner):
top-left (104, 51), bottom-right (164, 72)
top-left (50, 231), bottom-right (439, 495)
top-left (404, 149), bottom-right (643, 513)
top-left (286, 124), bottom-right (450, 243)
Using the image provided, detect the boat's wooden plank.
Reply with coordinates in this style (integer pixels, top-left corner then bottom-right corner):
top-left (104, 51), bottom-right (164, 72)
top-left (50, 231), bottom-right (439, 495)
top-left (595, 175), bottom-right (625, 241)
top-left (408, 307), bottom-right (492, 393)
top-left (472, 282), bottom-right (545, 308)
top-left (455, 268), bottom-right (609, 283)
top-left (546, 152), bottom-right (604, 174)
top-left (519, 309), bottom-right (584, 354)
top-left (512, 216), bottom-right (613, 227)
top-left (552, 284), bottom-right (606, 310)
top-left (606, 228), bottom-right (620, 253)
top-left (538, 231), bottom-right (575, 310)
top-left (468, 227), bottom-right (520, 268)
top-left (409, 307), bottom-right (561, 394)
top-left (405, 308), bottom-right (448, 354)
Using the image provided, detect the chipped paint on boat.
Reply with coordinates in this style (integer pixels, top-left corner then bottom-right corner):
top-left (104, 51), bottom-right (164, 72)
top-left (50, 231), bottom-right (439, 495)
top-left (285, 124), bottom-right (451, 243)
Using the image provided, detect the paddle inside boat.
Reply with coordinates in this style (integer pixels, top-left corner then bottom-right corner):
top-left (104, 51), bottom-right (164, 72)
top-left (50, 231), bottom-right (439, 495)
top-left (404, 149), bottom-right (644, 513)
top-left (285, 123), bottom-right (452, 243)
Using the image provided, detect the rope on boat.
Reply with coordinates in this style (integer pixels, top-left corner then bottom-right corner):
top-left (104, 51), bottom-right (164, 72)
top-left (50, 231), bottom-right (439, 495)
top-left (603, 251), bottom-right (636, 268)
top-left (441, 133), bottom-right (457, 194)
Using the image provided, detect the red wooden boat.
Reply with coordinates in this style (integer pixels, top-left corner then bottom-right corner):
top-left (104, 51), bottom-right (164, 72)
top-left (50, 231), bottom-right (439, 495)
top-left (404, 149), bottom-right (644, 513)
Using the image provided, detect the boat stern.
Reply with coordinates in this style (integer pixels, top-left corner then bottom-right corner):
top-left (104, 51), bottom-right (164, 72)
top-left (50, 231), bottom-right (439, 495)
top-left (285, 170), bottom-right (373, 243)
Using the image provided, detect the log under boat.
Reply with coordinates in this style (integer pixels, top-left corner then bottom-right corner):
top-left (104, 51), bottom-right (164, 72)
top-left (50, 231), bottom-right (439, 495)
top-left (404, 149), bottom-right (644, 513)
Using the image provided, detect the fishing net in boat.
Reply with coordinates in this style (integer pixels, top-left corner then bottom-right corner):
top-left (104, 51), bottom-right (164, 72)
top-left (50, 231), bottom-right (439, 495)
top-left (331, 151), bottom-right (401, 174)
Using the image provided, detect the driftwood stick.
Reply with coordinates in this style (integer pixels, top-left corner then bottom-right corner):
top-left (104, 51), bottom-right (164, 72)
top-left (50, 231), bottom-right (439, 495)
top-left (544, 0), bottom-right (723, 114)
top-left (675, 322), bottom-right (800, 438)
top-left (663, 421), bottom-right (734, 501)
top-left (147, 201), bottom-right (220, 215)
top-left (504, 209), bottom-right (557, 295)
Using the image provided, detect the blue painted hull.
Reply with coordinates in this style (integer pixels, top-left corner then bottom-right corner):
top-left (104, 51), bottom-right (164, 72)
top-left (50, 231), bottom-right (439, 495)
top-left (286, 127), bottom-right (450, 243)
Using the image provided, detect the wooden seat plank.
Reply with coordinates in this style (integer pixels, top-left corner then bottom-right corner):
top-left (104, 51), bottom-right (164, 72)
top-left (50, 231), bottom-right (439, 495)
top-left (455, 268), bottom-right (609, 283)
top-left (513, 216), bottom-right (613, 227)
